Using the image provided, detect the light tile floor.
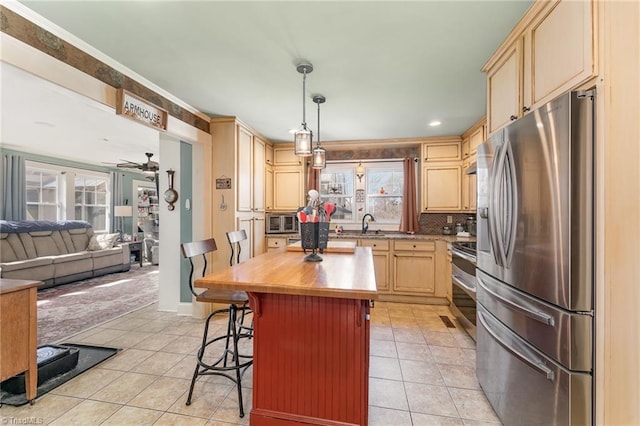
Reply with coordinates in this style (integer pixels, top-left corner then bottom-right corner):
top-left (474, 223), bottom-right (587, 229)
top-left (1, 302), bottom-right (501, 425)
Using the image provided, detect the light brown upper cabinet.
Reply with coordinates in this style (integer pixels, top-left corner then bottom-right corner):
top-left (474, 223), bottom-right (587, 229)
top-left (269, 144), bottom-right (304, 211)
top-left (274, 146), bottom-right (303, 166)
top-left (422, 141), bottom-right (461, 162)
top-left (237, 125), bottom-right (266, 213)
top-left (265, 143), bottom-right (274, 166)
top-left (484, 0), bottom-right (596, 134)
top-left (421, 163), bottom-right (462, 212)
top-left (469, 125), bottom-right (485, 156)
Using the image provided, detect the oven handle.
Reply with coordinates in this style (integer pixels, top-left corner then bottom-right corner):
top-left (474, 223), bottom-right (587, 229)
top-left (452, 274), bottom-right (476, 296)
top-left (451, 247), bottom-right (477, 265)
top-left (477, 274), bottom-right (555, 326)
top-left (477, 309), bottom-right (555, 382)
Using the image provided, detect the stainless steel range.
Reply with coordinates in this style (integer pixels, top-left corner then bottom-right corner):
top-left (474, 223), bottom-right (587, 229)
top-left (450, 241), bottom-right (477, 340)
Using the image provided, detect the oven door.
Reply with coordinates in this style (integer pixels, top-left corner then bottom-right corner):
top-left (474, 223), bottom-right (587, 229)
top-left (267, 215), bottom-right (283, 233)
top-left (282, 215), bottom-right (297, 233)
top-left (450, 246), bottom-right (477, 338)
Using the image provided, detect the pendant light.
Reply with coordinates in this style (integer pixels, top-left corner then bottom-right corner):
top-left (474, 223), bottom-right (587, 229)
top-left (294, 61), bottom-right (313, 156)
top-left (312, 95), bottom-right (326, 169)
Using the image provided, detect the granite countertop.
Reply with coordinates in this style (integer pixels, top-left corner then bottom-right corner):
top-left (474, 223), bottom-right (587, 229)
top-left (267, 232), bottom-right (475, 243)
top-left (331, 232), bottom-right (475, 243)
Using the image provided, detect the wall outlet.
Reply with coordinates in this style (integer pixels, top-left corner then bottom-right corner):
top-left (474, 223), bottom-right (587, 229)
top-left (447, 215), bottom-right (453, 224)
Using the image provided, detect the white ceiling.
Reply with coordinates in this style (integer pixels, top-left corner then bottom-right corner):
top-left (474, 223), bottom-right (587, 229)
top-left (3, 1), bottom-right (531, 167)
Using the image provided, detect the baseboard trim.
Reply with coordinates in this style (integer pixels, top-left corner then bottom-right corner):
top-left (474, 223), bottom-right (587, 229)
top-left (176, 302), bottom-right (193, 316)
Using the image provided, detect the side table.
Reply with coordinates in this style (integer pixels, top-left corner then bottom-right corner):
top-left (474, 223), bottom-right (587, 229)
top-left (124, 241), bottom-right (143, 267)
top-left (1, 279), bottom-right (40, 403)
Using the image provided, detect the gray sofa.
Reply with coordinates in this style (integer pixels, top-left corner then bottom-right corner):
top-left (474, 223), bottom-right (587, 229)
top-left (0, 220), bottom-right (130, 289)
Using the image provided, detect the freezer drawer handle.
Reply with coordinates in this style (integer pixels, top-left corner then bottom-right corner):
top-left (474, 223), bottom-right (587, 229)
top-left (478, 275), bottom-right (555, 326)
top-left (452, 274), bottom-right (476, 295)
top-left (477, 310), bottom-right (555, 382)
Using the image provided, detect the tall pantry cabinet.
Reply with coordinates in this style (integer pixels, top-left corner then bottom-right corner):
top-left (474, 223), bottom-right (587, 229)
top-left (210, 117), bottom-right (267, 272)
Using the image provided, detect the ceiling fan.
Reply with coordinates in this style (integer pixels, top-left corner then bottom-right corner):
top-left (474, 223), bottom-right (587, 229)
top-left (109, 152), bottom-right (159, 174)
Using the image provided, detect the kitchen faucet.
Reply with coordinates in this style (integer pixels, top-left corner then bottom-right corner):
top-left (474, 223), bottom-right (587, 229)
top-left (362, 213), bottom-right (375, 234)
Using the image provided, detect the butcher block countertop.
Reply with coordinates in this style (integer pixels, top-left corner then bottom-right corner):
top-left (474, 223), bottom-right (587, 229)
top-left (195, 246), bottom-right (378, 300)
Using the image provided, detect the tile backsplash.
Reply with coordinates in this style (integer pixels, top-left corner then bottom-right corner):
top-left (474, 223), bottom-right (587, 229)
top-left (419, 213), bottom-right (476, 235)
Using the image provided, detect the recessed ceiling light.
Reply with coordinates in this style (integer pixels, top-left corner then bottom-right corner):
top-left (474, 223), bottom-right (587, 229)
top-left (34, 121), bottom-right (55, 127)
top-left (429, 120), bottom-right (441, 127)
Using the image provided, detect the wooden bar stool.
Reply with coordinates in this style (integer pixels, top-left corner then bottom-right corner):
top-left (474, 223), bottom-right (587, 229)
top-left (180, 238), bottom-right (253, 418)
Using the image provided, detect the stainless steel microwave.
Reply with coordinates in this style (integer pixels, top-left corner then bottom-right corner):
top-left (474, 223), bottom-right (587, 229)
top-left (266, 213), bottom-right (298, 234)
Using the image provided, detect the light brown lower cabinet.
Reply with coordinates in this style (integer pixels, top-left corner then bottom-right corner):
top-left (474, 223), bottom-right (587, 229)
top-left (392, 241), bottom-right (436, 295)
top-left (360, 239), bottom-right (390, 292)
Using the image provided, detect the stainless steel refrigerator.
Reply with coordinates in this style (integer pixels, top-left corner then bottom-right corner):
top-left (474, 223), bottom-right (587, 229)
top-left (475, 90), bottom-right (595, 425)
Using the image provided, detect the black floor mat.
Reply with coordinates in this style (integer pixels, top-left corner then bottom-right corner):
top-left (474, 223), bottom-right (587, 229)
top-left (0, 343), bottom-right (120, 407)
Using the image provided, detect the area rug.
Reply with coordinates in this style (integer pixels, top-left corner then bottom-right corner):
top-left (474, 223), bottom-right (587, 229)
top-left (0, 343), bottom-right (120, 406)
top-left (37, 265), bottom-right (159, 345)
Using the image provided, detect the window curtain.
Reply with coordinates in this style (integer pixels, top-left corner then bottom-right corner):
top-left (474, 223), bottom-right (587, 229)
top-left (399, 158), bottom-right (419, 233)
top-left (110, 171), bottom-right (125, 233)
top-left (1, 154), bottom-right (26, 221)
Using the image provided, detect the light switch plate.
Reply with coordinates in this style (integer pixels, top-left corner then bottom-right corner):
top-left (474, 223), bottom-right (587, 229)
top-left (447, 215), bottom-right (453, 223)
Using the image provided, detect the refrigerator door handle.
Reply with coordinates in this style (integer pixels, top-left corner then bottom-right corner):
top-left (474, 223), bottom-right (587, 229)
top-left (477, 310), bottom-right (555, 381)
top-left (503, 140), bottom-right (519, 267)
top-left (488, 143), bottom-right (505, 267)
top-left (477, 274), bottom-right (555, 326)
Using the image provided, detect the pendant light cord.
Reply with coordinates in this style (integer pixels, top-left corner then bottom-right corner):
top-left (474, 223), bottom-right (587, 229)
top-left (316, 99), bottom-right (321, 146)
top-left (302, 70), bottom-right (307, 127)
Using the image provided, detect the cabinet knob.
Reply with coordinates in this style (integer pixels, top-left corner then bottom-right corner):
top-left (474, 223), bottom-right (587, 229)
top-left (522, 106), bottom-right (531, 113)
top-left (413, 244), bottom-right (417, 248)
top-left (510, 115), bottom-right (518, 121)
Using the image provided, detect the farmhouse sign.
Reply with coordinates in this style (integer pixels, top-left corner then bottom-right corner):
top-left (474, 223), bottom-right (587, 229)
top-left (116, 89), bottom-right (168, 131)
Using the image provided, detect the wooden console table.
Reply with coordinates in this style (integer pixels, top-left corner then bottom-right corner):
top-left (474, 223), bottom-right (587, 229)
top-left (196, 247), bottom-right (378, 426)
top-left (0, 278), bottom-right (40, 403)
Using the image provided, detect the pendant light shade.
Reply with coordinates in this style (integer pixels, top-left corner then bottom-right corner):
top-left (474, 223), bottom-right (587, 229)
top-left (312, 95), bottom-right (326, 169)
top-left (294, 62), bottom-right (313, 156)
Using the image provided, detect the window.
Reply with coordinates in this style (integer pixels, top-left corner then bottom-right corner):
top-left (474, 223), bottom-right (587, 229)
top-left (320, 161), bottom-right (404, 226)
top-left (75, 175), bottom-right (109, 231)
top-left (366, 166), bottom-right (403, 223)
top-left (320, 167), bottom-right (355, 221)
top-left (26, 167), bottom-right (60, 221)
top-left (25, 161), bottom-right (111, 231)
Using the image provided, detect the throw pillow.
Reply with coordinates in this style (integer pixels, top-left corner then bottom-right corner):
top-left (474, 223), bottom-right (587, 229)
top-left (87, 235), bottom-right (102, 251)
top-left (96, 233), bottom-right (119, 249)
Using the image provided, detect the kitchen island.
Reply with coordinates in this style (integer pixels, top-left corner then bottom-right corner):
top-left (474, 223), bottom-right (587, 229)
top-left (196, 246), bottom-right (378, 426)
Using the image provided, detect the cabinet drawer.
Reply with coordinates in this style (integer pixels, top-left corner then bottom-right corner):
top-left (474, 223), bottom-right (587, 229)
top-left (394, 240), bottom-right (435, 251)
top-left (360, 239), bottom-right (389, 251)
top-left (267, 238), bottom-right (287, 248)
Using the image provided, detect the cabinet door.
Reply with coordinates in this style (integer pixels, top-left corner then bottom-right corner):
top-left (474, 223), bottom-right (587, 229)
top-left (273, 168), bottom-right (304, 211)
top-left (274, 146), bottom-right (301, 166)
top-left (421, 164), bottom-right (462, 212)
top-left (265, 166), bottom-right (274, 211)
top-left (487, 39), bottom-right (522, 134)
top-left (422, 142), bottom-right (461, 162)
top-left (527, 0), bottom-right (594, 107)
top-left (461, 162), bottom-right (470, 211)
top-left (434, 240), bottom-right (451, 299)
top-left (253, 137), bottom-right (266, 211)
top-left (469, 125), bottom-right (485, 156)
top-left (372, 251), bottom-right (390, 292)
top-left (253, 214), bottom-right (266, 256)
top-left (469, 172), bottom-right (477, 211)
top-left (393, 251), bottom-right (435, 294)
top-left (237, 126), bottom-right (253, 212)
top-left (236, 215), bottom-right (254, 262)
top-left (265, 143), bottom-right (274, 166)
top-left (461, 138), bottom-right (470, 160)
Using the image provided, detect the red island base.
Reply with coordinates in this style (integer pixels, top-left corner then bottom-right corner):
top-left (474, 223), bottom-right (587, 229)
top-left (248, 292), bottom-right (371, 426)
